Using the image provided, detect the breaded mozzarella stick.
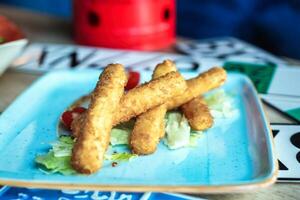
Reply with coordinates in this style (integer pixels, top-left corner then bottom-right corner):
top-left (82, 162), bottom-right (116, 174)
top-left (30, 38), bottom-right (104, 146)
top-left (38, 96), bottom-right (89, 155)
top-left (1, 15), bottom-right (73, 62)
top-left (130, 60), bottom-right (177, 155)
top-left (113, 71), bottom-right (187, 125)
top-left (71, 67), bottom-right (225, 141)
top-left (71, 70), bottom-right (187, 139)
top-left (71, 64), bottom-right (127, 174)
top-left (181, 96), bottom-right (213, 131)
top-left (166, 67), bottom-right (226, 110)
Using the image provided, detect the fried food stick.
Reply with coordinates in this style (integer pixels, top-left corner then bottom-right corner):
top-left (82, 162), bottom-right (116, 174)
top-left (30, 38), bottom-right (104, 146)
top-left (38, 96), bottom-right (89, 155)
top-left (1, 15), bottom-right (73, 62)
top-left (151, 59), bottom-right (177, 79)
top-left (166, 67), bottom-right (227, 110)
top-left (112, 71), bottom-right (187, 125)
top-left (71, 70), bottom-right (187, 138)
top-left (71, 67), bottom-right (225, 139)
top-left (181, 96), bottom-right (213, 131)
top-left (71, 64), bottom-right (127, 174)
top-left (130, 66), bottom-right (225, 154)
top-left (130, 60), bottom-right (177, 155)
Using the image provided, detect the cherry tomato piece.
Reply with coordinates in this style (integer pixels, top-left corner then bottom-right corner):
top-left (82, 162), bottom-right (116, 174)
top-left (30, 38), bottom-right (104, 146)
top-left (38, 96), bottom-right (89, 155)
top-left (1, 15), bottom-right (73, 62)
top-left (61, 111), bottom-right (73, 130)
top-left (61, 107), bottom-right (87, 129)
top-left (125, 71), bottom-right (140, 90)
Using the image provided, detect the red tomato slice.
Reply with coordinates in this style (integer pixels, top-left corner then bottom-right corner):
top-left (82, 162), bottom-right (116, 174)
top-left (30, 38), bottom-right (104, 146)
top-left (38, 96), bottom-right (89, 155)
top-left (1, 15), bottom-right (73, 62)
top-left (61, 111), bottom-right (73, 130)
top-left (61, 107), bottom-right (87, 129)
top-left (125, 71), bottom-right (140, 90)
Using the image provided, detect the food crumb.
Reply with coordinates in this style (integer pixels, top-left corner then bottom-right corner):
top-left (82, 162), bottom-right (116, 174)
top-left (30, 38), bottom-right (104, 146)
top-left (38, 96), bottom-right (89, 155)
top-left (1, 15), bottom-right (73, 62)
top-left (112, 162), bottom-right (118, 167)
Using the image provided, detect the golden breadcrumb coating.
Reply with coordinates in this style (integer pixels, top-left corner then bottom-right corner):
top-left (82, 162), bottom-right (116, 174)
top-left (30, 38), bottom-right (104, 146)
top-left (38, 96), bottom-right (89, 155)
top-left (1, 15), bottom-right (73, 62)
top-left (71, 67), bottom-right (226, 143)
top-left (166, 67), bottom-right (226, 110)
top-left (71, 64), bottom-right (127, 174)
top-left (181, 96), bottom-right (213, 131)
top-left (130, 60), bottom-right (177, 155)
top-left (130, 105), bottom-right (167, 154)
top-left (112, 71), bottom-right (187, 125)
top-left (152, 59), bottom-right (177, 79)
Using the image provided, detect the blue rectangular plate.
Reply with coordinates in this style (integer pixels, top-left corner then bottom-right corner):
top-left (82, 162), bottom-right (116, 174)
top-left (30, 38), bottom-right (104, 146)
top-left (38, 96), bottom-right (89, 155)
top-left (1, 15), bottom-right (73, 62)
top-left (0, 70), bottom-right (277, 193)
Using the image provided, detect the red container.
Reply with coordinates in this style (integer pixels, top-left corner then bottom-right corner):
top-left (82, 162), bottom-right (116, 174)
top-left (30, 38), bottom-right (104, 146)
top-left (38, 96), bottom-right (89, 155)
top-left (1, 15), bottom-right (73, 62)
top-left (73, 0), bottom-right (175, 50)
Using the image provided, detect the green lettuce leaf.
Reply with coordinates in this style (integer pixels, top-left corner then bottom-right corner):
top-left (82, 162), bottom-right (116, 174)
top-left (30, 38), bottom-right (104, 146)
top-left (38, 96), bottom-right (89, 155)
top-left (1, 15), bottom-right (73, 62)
top-left (51, 136), bottom-right (74, 157)
top-left (164, 112), bottom-right (191, 149)
top-left (35, 151), bottom-right (76, 175)
top-left (104, 152), bottom-right (137, 162)
top-left (204, 89), bottom-right (238, 119)
top-left (110, 128), bottom-right (130, 146)
top-left (35, 136), bottom-right (76, 175)
top-left (109, 120), bottom-right (135, 146)
top-left (35, 135), bottom-right (137, 175)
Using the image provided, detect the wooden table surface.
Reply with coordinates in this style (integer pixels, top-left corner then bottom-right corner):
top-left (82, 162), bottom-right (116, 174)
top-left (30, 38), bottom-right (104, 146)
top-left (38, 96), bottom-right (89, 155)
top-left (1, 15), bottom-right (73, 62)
top-left (0, 5), bottom-right (299, 200)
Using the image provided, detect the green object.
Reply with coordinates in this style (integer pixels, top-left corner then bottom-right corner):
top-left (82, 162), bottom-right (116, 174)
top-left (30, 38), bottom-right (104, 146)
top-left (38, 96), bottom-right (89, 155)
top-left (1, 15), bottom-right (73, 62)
top-left (223, 61), bottom-right (276, 93)
top-left (109, 120), bottom-right (135, 146)
top-left (51, 136), bottom-right (74, 157)
top-left (204, 89), bottom-right (238, 119)
top-left (104, 152), bottom-right (137, 162)
top-left (35, 152), bottom-right (76, 175)
top-left (35, 134), bottom-right (136, 175)
top-left (286, 107), bottom-right (300, 121)
top-left (110, 128), bottom-right (130, 146)
top-left (164, 111), bottom-right (191, 149)
top-left (35, 136), bottom-right (76, 175)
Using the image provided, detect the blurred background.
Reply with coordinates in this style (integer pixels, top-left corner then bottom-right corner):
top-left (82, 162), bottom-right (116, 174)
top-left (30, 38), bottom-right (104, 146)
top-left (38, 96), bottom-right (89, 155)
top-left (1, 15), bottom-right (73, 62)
top-left (0, 0), bottom-right (299, 59)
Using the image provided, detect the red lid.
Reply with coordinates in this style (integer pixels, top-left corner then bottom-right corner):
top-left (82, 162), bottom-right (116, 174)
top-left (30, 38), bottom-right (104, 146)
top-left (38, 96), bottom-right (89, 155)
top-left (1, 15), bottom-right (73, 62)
top-left (73, 0), bottom-right (175, 50)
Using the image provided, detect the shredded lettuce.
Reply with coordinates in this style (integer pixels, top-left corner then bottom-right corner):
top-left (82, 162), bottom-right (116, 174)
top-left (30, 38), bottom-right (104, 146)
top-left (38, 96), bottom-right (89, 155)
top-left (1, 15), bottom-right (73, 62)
top-left (35, 136), bottom-right (76, 175)
top-left (35, 152), bottom-right (76, 175)
top-left (164, 112), bottom-right (191, 149)
top-left (35, 151), bottom-right (76, 175)
top-left (109, 120), bottom-right (135, 146)
top-left (104, 152), bottom-right (137, 162)
top-left (164, 112), bottom-right (205, 149)
top-left (204, 89), bottom-right (238, 119)
top-left (51, 136), bottom-right (74, 157)
top-left (110, 128), bottom-right (130, 146)
top-left (35, 136), bottom-right (137, 175)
